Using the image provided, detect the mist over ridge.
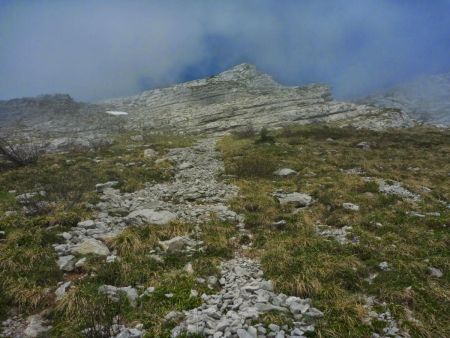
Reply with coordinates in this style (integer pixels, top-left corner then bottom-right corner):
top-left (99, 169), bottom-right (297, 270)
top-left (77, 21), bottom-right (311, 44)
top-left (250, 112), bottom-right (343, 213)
top-left (1, 0), bottom-right (449, 101)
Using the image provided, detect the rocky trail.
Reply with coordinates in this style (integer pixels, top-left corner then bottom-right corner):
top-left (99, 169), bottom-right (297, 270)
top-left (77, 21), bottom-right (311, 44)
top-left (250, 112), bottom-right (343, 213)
top-left (53, 138), bottom-right (241, 265)
top-left (1, 138), bottom-right (323, 337)
top-left (76, 138), bottom-right (324, 338)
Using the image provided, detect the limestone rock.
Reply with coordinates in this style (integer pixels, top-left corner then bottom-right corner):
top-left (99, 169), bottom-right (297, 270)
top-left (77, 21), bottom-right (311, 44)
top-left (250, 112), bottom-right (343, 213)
top-left (356, 141), bottom-right (370, 149)
top-left (172, 258), bottom-right (322, 337)
top-left (126, 209), bottom-right (176, 225)
top-left (159, 236), bottom-right (192, 254)
top-left (316, 225), bottom-right (354, 244)
top-left (377, 179), bottom-right (420, 201)
top-left (77, 219), bottom-right (96, 228)
top-left (113, 327), bottom-right (143, 338)
top-left (1, 64), bottom-right (419, 155)
top-left (379, 261), bottom-right (390, 271)
top-left (342, 203), bottom-right (360, 211)
top-left (96, 181), bottom-right (119, 192)
top-left (183, 262), bottom-right (194, 275)
top-left (428, 267), bottom-right (443, 278)
top-left (101, 63), bottom-right (415, 135)
top-left (75, 257), bottom-right (87, 268)
top-left (164, 311), bottom-right (184, 323)
top-left (24, 315), bottom-right (51, 338)
top-left (276, 192), bottom-right (313, 207)
top-left (57, 255), bottom-right (75, 271)
top-left (72, 238), bottom-right (110, 256)
top-left (55, 281), bottom-right (71, 300)
top-left (98, 285), bottom-right (138, 307)
top-left (274, 168), bottom-right (297, 177)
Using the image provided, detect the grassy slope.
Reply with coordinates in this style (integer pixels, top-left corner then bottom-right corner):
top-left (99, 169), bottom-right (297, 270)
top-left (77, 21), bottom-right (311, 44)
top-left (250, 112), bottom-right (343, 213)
top-left (218, 125), bottom-right (449, 337)
top-left (0, 133), bottom-right (235, 337)
top-left (0, 126), bottom-right (448, 337)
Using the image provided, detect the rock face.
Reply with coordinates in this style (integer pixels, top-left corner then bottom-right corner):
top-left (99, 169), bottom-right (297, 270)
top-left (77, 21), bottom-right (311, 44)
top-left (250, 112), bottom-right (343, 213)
top-left (358, 72), bottom-right (450, 125)
top-left (102, 64), bottom-right (414, 133)
top-left (0, 94), bottom-right (105, 138)
top-left (1, 64), bottom-right (416, 151)
top-left (0, 94), bottom-right (80, 126)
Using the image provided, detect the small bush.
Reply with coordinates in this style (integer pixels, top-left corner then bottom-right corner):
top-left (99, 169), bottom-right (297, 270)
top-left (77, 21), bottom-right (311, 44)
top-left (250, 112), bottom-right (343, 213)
top-left (232, 124), bottom-right (256, 139)
top-left (0, 136), bottom-right (45, 166)
top-left (255, 127), bottom-right (275, 144)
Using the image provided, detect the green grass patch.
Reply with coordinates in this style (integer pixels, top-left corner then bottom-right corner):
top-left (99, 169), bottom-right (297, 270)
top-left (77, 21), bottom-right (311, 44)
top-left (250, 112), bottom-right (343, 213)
top-left (218, 125), bottom-right (450, 337)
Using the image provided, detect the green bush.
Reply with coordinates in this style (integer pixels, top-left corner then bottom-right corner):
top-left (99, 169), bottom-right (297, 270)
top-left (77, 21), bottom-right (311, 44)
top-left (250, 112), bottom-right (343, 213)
top-left (255, 127), bottom-right (275, 144)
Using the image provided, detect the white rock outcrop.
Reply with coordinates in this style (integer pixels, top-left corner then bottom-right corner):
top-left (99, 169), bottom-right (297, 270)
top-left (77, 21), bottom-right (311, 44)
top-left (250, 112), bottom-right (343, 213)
top-left (72, 238), bottom-right (110, 256)
top-left (102, 64), bottom-right (415, 134)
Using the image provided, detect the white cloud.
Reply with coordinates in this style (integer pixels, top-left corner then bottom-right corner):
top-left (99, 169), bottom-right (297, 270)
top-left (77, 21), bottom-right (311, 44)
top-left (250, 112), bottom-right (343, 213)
top-left (0, 0), bottom-right (449, 100)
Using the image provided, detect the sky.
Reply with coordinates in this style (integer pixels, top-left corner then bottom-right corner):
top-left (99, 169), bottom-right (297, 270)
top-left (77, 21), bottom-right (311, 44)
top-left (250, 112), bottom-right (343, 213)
top-left (0, 0), bottom-right (449, 101)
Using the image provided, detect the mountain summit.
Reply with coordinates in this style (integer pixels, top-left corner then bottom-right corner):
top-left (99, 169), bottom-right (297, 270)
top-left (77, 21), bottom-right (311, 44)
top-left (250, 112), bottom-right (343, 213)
top-left (101, 63), bottom-right (413, 134)
top-left (1, 63), bottom-right (416, 150)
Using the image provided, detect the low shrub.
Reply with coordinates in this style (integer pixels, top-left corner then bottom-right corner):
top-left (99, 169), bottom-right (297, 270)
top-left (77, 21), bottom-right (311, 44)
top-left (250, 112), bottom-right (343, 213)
top-left (255, 127), bottom-right (275, 144)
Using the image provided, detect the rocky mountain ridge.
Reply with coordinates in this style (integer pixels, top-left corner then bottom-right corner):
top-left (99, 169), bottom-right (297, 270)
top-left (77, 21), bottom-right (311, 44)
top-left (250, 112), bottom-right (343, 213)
top-left (1, 64), bottom-right (416, 149)
top-left (101, 63), bottom-right (414, 133)
top-left (358, 72), bottom-right (450, 125)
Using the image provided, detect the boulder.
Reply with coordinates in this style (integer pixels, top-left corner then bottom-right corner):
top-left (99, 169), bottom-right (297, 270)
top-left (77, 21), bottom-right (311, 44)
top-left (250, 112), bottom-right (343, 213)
top-left (127, 209), bottom-right (176, 225)
top-left (273, 168), bottom-right (297, 177)
top-left (183, 262), bottom-right (194, 275)
top-left (342, 203), bottom-right (360, 211)
top-left (164, 311), bottom-right (184, 323)
top-left (378, 261), bottom-right (390, 271)
top-left (428, 266), bottom-right (443, 278)
top-left (356, 141), bottom-right (370, 149)
top-left (159, 236), bottom-right (191, 254)
top-left (75, 257), bottom-right (87, 268)
top-left (55, 281), bottom-right (71, 300)
top-left (113, 327), bottom-right (143, 338)
top-left (378, 179), bottom-right (420, 201)
top-left (96, 181), bottom-right (119, 192)
top-left (24, 315), bottom-right (51, 338)
top-left (72, 238), bottom-right (110, 256)
top-left (57, 255), bottom-right (75, 272)
top-left (77, 219), bottom-right (96, 228)
top-left (98, 285), bottom-right (138, 307)
top-left (277, 192), bottom-right (313, 207)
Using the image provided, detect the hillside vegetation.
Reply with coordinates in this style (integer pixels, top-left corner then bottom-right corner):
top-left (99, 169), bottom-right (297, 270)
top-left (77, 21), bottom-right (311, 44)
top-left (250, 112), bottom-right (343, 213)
top-left (219, 125), bottom-right (449, 337)
top-left (0, 125), bottom-right (448, 337)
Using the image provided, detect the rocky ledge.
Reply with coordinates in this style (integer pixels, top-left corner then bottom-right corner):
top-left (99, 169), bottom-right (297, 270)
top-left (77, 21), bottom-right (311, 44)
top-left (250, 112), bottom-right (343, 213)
top-left (1, 64), bottom-right (416, 153)
top-left (102, 63), bottom-right (415, 133)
